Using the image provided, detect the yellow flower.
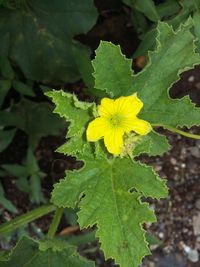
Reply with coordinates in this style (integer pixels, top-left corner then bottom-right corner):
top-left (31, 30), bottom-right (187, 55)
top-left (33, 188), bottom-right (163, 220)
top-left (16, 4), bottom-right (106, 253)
top-left (86, 94), bottom-right (152, 155)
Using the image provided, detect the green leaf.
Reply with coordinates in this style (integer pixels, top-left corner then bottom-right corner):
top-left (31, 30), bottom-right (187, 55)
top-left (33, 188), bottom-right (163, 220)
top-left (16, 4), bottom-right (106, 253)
top-left (92, 41), bottom-right (134, 98)
top-left (0, 236), bottom-right (95, 267)
top-left (0, 80), bottom-right (11, 107)
top-left (46, 90), bottom-right (94, 156)
top-left (0, 57), bottom-right (15, 79)
top-left (194, 0), bottom-right (200, 10)
top-left (193, 12), bottom-right (200, 53)
top-left (2, 164), bottom-right (28, 178)
top-left (0, 0), bottom-right (97, 84)
top-left (2, 148), bottom-right (46, 203)
top-left (16, 177), bottom-right (30, 193)
top-left (133, 28), bottom-right (157, 58)
top-left (156, 0), bottom-right (180, 19)
top-left (12, 80), bottom-right (35, 97)
top-left (133, 131), bottom-right (171, 157)
top-left (0, 251), bottom-right (9, 261)
top-left (1, 164), bottom-right (30, 193)
top-left (72, 42), bottom-right (95, 89)
top-left (0, 34), bottom-right (15, 79)
top-left (0, 110), bottom-right (24, 128)
top-left (52, 156), bottom-right (168, 267)
top-left (29, 174), bottom-right (45, 204)
top-left (133, 20), bottom-right (200, 128)
top-left (21, 99), bottom-right (64, 148)
top-left (25, 147), bottom-right (40, 174)
top-left (0, 181), bottom-right (17, 213)
top-left (123, 0), bottom-right (160, 22)
top-left (0, 129), bottom-right (16, 153)
top-left (93, 20), bottom-right (200, 128)
top-left (67, 230), bottom-right (96, 246)
top-left (145, 232), bottom-right (161, 246)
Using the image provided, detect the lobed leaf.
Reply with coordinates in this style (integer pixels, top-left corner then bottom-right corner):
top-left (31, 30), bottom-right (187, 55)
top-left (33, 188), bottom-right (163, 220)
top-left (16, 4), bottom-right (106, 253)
top-left (46, 90), bottom-right (94, 156)
top-left (92, 19), bottom-right (200, 128)
top-left (52, 156), bottom-right (168, 267)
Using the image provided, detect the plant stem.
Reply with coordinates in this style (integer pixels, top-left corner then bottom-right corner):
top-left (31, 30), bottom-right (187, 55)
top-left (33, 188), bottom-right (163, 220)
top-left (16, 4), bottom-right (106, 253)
top-left (152, 124), bottom-right (200, 140)
top-left (0, 204), bottom-right (55, 236)
top-left (47, 207), bottom-right (63, 238)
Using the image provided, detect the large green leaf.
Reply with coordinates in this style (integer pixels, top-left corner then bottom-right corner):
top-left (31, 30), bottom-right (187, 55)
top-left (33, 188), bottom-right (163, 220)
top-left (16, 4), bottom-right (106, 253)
top-left (0, 0), bottom-right (97, 84)
top-left (52, 155), bottom-right (168, 267)
top-left (0, 236), bottom-right (94, 267)
top-left (92, 20), bottom-right (200, 128)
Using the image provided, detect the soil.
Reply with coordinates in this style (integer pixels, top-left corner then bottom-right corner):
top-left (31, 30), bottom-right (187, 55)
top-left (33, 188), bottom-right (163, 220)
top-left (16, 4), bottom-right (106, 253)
top-left (0, 1), bottom-right (200, 267)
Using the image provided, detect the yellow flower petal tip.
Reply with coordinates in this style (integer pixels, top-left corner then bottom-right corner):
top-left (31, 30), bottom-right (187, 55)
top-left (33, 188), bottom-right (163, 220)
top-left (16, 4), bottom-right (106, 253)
top-left (86, 94), bottom-right (151, 155)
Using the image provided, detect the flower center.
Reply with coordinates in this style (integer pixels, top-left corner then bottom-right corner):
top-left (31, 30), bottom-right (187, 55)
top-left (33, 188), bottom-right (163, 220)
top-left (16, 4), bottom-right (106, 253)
top-left (109, 114), bottom-right (123, 128)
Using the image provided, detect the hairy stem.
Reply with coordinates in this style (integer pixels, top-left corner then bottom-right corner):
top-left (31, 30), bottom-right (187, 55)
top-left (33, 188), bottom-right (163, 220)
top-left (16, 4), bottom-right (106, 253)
top-left (152, 124), bottom-right (200, 140)
top-left (47, 207), bottom-right (63, 238)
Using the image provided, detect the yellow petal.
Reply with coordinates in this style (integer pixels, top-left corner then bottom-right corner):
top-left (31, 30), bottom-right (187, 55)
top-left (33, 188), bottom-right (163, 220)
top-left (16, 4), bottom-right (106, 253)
top-left (104, 129), bottom-right (124, 155)
top-left (130, 118), bottom-right (152, 135)
top-left (98, 98), bottom-right (115, 117)
top-left (87, 117), bottom-right (108, 141)
top-left (115, 93), bottom-right (143, 117)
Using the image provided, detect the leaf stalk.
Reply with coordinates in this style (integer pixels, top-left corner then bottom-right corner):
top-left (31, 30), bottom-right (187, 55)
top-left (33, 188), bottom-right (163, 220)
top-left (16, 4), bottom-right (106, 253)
top-left (0, 204), bottom-right (55, 236)
top-left (47, 207), bottom-right (63, 238)
top-left (152, 124), bottom-right (200, 140)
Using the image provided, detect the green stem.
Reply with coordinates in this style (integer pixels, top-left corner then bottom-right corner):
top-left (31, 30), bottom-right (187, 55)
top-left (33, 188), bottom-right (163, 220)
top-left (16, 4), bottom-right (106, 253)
top-left (47, 207), bottom-right (63, 238)
top-left (0, 204), bottom-right (55, 236)
top-left (152, 124), bottom-right (200, 140)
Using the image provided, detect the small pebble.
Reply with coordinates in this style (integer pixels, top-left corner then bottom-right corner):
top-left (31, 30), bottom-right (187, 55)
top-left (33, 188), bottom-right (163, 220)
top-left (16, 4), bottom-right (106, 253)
top-left (189, 147), bottom-right (200, 158)
top-left (181, 163), bottom-right (186, 168)
top-left (170, 158), bottom-right (177, 165)
top-left (155, 165), bottom-right (162, 172)
top-left (187, 249), bottom-right (199, 263)
top-left (158, 232), bottom-right (164, 239)
top-left (188, 75), bottom-right (195, 82)
top-left (182, 243), bottom-right (199, 262)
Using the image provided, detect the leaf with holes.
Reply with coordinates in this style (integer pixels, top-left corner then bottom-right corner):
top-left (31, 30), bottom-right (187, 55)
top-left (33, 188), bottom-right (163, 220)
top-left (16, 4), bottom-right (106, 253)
top-left (92, 19), bottom-right (200, 128)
